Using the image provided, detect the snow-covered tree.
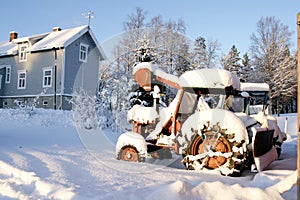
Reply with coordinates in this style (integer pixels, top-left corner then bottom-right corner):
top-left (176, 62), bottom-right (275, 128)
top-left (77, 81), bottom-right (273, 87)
top-left (240, 53), bottom-right (252, 82)
top-left (148, 15), bottom-right (163, 44)
top-left (98, 59), bottom-right (135, 132)
top-left (116, 7), bottom-right (191, 74)
top-left (192, 36), bottom-right (221, 69)
top-left (249, 16), bottom-right (295, 114)
top-left (193, 36), bottom-right (207, 69)
top-left (249, 16), bottom-right (293, 82)
top-left (176, 43), bottom-right (191, 75)
top-left (147, 18), bottom-right (190, 75)
top-left (135, 34), bottom-right (155, 62)
top-left (221, 45), bottom-right (241, 76)
top-left (270, 46), bottom-right (297, 113)
top-left (205, 38), bottom-right (221, 68)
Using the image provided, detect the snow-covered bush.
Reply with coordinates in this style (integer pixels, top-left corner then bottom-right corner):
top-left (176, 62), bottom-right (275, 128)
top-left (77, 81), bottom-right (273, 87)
top-left (95, 94), bottom-right (114, 130)
top-left (13, 89), bottom-right (46, 117)
top-left (111, 99), bottom-right (130, 133)
top-left (69, 89), bottom-right (100, 130)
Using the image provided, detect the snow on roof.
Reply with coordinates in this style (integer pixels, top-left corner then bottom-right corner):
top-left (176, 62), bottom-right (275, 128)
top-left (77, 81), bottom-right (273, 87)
top-left (133, 62), bottom-right (180, 88)
top-left (179, 68), bottom-right (241, 90)
top-left (29, 25), bottom-right (89, 52)
top-left (240, 82), bottom-right (270, 92)
top-left (12, 33), bottom-right (48, 44)
top-left (0, 26), bottom-right (105, 60)
top-left (0, 41), bottom-right (17, 56)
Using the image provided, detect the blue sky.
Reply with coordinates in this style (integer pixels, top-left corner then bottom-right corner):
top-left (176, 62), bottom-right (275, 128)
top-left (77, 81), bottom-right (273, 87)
top-left (1, 0), bottom-right (299, 55)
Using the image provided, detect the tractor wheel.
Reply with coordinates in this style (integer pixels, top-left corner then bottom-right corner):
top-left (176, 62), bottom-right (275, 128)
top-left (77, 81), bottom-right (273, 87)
top-left (188, 134), bottom-right (231, 169)
top-left (180, 109), bottom-right (248, 176)
top-left (183, 130), bottom-right (246, 176)
top-left (118, 145), bottom-right (140, 162)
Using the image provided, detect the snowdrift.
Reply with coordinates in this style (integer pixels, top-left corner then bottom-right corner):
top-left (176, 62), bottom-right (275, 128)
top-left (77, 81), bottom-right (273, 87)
top-left (0, 108), bottom-right (297, 199)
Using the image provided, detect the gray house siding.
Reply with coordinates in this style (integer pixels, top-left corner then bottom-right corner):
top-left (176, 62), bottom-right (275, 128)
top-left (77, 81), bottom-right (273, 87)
top-left (0, 49), bottom-right (64, 109)
top-left (64, 32), bottom-right (100, 95)
top-left (0, 68), bottom-right (5, 96)
top-left (0, 56), bottom-right (17, 108)
top-left (0, 68), bottom-right (5, 107)
top-left (3, 50), bottom-right (62, 96)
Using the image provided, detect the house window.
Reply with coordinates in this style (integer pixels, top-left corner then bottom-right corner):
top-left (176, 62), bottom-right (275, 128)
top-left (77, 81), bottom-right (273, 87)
top-left (43, 68), bottom-right (52, 88)
top-left (17, 70), bottom-right (26, 89)
top-left (5, 66), bottom-right (11, 83)
top-left (79, 43), bottom-right (88, 62)
top-left (19, 44), bottom-right (28, 62)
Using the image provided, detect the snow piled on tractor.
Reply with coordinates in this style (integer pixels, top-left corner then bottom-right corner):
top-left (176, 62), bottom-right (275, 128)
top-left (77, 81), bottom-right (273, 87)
top-left (127, 105), bottom-right (159, 124)
top-left (116, 131), bottom-right (147, 158)
top-left (179, 68), bottom-right (241, 89)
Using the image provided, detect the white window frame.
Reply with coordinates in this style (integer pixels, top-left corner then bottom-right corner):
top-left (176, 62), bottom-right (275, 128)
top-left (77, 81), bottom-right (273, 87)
top-left (42, 67), bottom-right (52, 88)
top-left (17, 70), bottom-right (26, 89)
top-left (5, 66), bottom-right (11, 83)
top-left (19, 43), bottom-right (28, 62)
top-left (79, 43), bottom-right (88, 62)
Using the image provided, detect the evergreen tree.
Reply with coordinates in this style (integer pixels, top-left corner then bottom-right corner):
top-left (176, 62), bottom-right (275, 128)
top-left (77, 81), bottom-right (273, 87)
top-left (193, 36), bottom-right (207, 69)
top-left (175, 43), bottom-right (191, 74)
top-left (220, 45), bottom-right (241, 77)
top-left (193, 36), bottom-right (220, 68)
top-left (240, 53), bottom-right (252, 82)
top-left (135, 34), bottom-right (155, 62)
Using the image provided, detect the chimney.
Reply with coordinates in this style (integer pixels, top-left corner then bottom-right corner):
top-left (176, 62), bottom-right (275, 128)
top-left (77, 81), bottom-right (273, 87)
top-left (9, 31), bottom-right (18, 42)
top-left (52, 27), bottom-right (62, 32)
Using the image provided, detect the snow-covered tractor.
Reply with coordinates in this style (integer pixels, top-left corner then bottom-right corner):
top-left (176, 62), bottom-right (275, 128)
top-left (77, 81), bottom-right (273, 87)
top-left (116, 62), bottom-right (286, 176)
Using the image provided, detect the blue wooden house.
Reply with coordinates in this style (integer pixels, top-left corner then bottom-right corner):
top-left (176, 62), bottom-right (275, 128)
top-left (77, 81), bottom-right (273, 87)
top-left (0, 26), bottom-right (105, 110)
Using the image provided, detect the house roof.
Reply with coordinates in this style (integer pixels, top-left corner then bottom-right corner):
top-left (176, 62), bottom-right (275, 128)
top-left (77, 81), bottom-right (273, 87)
top-left (0, 41), bottom-right (18, 56)
top-left (0, 25), bottom-right (106, 59)
top-left (29, 25), bottom-right (89, 52)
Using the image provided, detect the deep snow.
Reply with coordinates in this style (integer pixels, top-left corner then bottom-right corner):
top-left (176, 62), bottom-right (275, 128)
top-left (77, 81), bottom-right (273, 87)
top-left (0, 108), bottom-right (297, 200)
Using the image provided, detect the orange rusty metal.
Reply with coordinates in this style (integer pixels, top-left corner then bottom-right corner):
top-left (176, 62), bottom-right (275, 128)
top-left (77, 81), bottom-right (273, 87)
top-left (134, 68), bottom-right (152, 91)
top-left (156, 76), bottom-right (181, 89)
top-left (133, 68), bottom-right (181, 90)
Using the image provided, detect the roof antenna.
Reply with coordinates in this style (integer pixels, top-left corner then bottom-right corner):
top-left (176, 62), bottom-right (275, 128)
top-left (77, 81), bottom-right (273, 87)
top-left (82, 11), bottom-right (94, 28)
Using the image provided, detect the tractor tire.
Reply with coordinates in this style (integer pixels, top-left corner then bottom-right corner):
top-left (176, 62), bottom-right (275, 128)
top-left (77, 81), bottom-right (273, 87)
top-left (179, 109), bottom-right (248, 176)
top-left (118, 145), bottom-right (143, 162)
top-left (116, 132), bottom-right (147, 162)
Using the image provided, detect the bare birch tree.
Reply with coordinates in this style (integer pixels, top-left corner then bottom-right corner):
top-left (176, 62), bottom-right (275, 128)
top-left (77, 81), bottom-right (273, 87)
top-left (249, 16), bottom-right (296, 114)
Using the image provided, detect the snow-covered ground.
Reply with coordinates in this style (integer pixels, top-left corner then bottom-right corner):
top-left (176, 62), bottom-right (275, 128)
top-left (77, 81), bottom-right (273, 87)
top-left (0, 108), bottom-right (297, 200)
